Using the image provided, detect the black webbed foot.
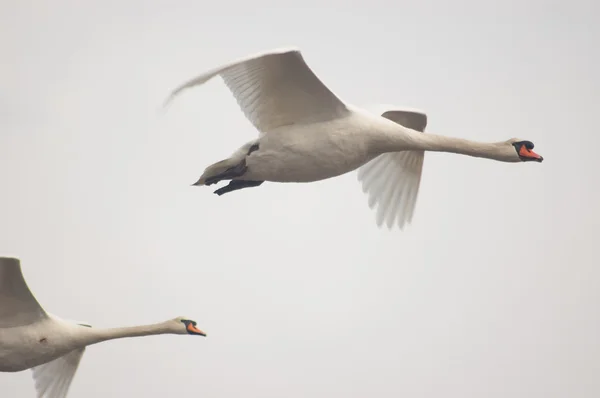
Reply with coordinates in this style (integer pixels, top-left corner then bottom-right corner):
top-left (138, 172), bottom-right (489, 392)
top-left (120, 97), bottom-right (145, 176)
top-left (214, 180), bottom-right (264, 196)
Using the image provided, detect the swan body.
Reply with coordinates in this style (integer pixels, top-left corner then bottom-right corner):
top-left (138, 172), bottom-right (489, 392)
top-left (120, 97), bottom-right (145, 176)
top-left (0, 257), bottom-right (206, 397)
top-left (224, 113), bottom-right (380, 183)
top-left (164, 47), bottom-right (543, 229)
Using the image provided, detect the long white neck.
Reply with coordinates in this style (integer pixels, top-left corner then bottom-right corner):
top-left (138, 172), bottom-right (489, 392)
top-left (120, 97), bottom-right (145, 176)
top-left (373, 123), bottom-right (513, 162)
top-left (75, 321), bottom-right (175, 346)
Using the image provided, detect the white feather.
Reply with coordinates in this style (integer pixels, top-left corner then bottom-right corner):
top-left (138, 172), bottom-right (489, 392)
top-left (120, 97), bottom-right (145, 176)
top-left (0, 258), bottom-right (206, 396)
top-left (164, 47), bottom-right (349, 133)
top-left (358, 106), bottom-right (427, 229)
top-left (164, 47), bottom-right (542, 230)
top-left (31, 348), bottom-right (85, 398)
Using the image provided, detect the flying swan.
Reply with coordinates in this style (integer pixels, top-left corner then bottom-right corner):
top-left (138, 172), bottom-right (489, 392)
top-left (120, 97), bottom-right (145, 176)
top-left (163, 47), bottom-right (544, 229)
top-left (0, 257), bottom-right (206, 398)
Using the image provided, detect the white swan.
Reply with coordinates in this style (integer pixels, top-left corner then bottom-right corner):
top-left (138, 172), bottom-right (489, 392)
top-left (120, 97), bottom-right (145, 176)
top-left (163, 47), bottom-right (543, 229)
top-left (0, 257), bottom-right (206, 398)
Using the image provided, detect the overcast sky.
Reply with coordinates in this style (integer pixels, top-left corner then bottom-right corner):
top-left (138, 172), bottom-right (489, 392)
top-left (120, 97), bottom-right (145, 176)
top-left (1, 0), bottom-right (598, 397)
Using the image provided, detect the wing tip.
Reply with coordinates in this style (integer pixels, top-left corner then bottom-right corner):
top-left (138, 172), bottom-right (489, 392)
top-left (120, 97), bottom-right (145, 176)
top-left (265, 45), bottom-right (302, 54)
top-left (160, 95), bottom-right (175, 113)
top-left (0, 256), bottom-right (21, 265)
top-left (372, 104), bottom-right (427, 115)
top-left (234, 45), bottom-right (301, 63)
top-left (160, 45), bottom-right (302, 111)
top-left (160, 45), bottom-right (304, 113)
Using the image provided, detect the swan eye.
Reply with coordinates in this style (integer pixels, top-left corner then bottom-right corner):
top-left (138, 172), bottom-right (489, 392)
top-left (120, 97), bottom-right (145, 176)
top-left (181, 319), bottom-right (206, 336)
top-left (513, 141), bottom-right (543, 162)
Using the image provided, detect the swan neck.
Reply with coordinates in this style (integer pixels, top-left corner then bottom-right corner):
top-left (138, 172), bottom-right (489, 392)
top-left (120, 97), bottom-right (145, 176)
top-left (78, 322), bottom-right (173, 346)
top-left (376, 125), bottom-right (507, 161)
top-left (417, 133), bottom-right (505, 158)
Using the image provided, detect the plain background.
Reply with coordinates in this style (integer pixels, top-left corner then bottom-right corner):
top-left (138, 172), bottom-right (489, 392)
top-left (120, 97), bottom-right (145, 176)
top-left (1, 0), bottom-right (598, 397)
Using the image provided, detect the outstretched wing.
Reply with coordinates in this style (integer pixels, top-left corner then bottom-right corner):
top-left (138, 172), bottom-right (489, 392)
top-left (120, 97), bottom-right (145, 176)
top-left (163, 47), bottom-right (350, 134)
top-left (357, 106), bottom-right (428, 229)
top-left (31, 348), bottom-right (86, 398)
top-left (0, 257), bottom-right (48, 327)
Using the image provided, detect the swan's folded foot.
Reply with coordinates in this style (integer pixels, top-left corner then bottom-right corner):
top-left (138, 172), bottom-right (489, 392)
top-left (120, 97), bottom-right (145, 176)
top-left (214, 180), bottom-right (264, 196)
top-left (196, 161), bottom-right (248, 186)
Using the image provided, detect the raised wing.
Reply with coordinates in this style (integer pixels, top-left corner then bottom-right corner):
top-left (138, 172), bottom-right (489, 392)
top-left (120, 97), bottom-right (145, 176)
top-left (0, 257), bottom-right (48, 327)
top-left (357, 107), bottom-right (428, 229)
top-left (163, 47), bottom-right (350, 134)
top-left (381, 108), bottom-right (427, 132)
top-left (31, 348), bottom-right (86, 398)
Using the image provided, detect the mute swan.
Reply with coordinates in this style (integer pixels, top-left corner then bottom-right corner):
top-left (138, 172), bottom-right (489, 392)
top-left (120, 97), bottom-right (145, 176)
top-left (163, 47), bottom-right (543, 229)
top-left (0, 257), bottom-right (206, 398)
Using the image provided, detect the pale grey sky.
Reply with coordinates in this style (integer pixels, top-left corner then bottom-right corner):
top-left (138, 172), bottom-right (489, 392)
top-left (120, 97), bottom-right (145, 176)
top-left (1, 0), bottom-right (598, 397)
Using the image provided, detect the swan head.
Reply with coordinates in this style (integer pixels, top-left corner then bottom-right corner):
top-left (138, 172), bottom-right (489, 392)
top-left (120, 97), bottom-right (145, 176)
top-left (173, 316), bottom-right (206, 336)
top-left (507, 139), bottom-right (544, 163)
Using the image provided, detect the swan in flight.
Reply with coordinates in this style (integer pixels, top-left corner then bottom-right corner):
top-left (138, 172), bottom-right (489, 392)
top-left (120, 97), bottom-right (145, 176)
top-left (163, 47), bottom-right (543, 229)
top-left (0, 257), bottom-right (206, 398)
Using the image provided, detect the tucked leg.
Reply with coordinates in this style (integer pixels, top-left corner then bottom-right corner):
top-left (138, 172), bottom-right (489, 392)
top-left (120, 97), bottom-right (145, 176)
top-left (198, 161), bottom-right (248, 186)
top-left (213, 180), bottom-right (264, 196)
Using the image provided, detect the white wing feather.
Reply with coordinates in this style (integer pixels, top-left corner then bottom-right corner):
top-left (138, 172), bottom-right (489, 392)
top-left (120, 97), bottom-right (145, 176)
top-left (31, 348), bottom-right (85, 398)
top-left (163, 47), bottom-right (349, 133)
top-left (357, 106), bottom-right (428, 229)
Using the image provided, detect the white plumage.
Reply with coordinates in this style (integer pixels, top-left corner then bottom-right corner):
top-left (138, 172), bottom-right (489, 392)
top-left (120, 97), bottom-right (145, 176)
top-left (164, 47), bottom-right (543, 229)
top-left (357, 105), bottom-right (427, 229)
top-left (0, 257), bottom-right (206, 398)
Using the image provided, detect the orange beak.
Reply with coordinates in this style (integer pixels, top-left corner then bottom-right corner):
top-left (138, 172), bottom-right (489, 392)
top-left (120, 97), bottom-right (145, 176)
top-left (519, 145), bottom-right (543, 162)
top-left (187, 323), bottom-right (207, 336)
